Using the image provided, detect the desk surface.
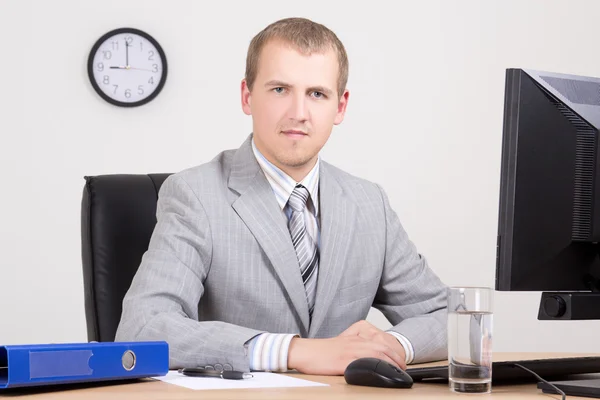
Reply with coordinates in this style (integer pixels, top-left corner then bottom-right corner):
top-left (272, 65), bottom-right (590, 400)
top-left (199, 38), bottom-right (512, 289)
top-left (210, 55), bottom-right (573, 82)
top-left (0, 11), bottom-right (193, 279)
top-left (4, 353), bottom-right (598, 399)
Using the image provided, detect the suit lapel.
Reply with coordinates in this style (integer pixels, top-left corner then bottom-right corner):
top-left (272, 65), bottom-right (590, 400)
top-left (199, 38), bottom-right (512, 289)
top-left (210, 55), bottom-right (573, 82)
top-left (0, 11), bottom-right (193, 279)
top-left (228, 135), bottom-right (311, 334)
top-left (309, 162), bottom-right (357, 337)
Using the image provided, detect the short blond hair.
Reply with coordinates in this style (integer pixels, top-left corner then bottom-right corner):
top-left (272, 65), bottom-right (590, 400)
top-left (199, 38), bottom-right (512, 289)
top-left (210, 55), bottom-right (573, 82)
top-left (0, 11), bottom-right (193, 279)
top-left (245, 17), bottom-right (349, 98)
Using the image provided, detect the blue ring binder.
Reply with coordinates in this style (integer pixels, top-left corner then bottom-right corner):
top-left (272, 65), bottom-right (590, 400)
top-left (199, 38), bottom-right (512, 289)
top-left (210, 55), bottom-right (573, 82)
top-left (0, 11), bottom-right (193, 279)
top-left (0, 341), bottom-right (169, 389)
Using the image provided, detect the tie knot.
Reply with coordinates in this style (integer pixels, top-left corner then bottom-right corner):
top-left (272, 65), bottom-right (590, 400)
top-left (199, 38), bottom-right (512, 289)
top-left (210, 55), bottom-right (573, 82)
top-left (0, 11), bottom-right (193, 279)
top-left (288, 185), bottom-right (310, 212)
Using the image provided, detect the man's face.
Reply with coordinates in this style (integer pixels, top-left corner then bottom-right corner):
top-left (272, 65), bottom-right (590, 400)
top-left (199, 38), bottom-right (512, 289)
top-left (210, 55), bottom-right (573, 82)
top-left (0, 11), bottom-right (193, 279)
top-left (241, 40), bottom-right (349, 175)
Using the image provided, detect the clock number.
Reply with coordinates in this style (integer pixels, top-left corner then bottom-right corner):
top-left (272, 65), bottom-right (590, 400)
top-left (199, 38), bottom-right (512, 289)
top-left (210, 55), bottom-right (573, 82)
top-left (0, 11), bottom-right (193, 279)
top-left (112, 41), bottom-right (119, 51)
top-left (138, 85), bottom-right (144, 95)
top-left (125, 89), bottom-right (131, 98)
top-left (103, 75), bottom-right (109, 85)
top-left (103, 50), bottom-right (112, 60)
top-left (148, 77), bottom-right (154, 85)
top-left (140, 41), bottom-right (143, 51)
top-left (152, 64), bottom-right (158, 72)
top-left (96, 62), bottom-right (104, 72)
top-left (113, 85), bottom-right (118, 94)
top-left (148, 50), bottom-right (155, 61)
top-left (125, 36), bottom-right (133, 44)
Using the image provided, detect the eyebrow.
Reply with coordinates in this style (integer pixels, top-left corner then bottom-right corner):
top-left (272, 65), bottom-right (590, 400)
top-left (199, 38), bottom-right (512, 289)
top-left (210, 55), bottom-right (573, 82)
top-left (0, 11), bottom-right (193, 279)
top-left (264, 80), bottom-right (334, 97)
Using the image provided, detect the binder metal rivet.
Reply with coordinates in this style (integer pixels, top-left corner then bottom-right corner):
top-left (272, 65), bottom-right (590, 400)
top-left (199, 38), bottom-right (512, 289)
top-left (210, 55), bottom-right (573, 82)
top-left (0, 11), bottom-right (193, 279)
top-left (121, 350), bottom-right (136, 371)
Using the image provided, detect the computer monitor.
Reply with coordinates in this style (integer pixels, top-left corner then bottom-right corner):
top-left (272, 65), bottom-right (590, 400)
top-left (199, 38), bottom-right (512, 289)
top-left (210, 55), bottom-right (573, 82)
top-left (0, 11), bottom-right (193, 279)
top-left (495, 68), bottom-right (600, 396)
top-left (496, 68), bottom-right (600, 320)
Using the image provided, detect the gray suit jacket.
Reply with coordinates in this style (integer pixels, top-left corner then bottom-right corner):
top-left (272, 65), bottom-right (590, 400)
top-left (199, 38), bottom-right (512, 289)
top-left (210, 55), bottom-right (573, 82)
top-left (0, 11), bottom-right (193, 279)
top-left (115, 134), bottom-right (448, 371)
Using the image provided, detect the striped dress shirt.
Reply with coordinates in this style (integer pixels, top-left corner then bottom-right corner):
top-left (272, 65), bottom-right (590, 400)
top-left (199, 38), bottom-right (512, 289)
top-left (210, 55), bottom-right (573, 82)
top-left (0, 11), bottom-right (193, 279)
top-left (246, 138), bottom-right (414, 371)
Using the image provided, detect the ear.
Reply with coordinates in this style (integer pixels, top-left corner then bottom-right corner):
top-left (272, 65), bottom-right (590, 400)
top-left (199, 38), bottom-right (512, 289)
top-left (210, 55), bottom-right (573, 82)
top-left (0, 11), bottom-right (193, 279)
top-left (241, 79), bottom-right (252, 115)
top-left (333, 89), bottom-right (350, 125)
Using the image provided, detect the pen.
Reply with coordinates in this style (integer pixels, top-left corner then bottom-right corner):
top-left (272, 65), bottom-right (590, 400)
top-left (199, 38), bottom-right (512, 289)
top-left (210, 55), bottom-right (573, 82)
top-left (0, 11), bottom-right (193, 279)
top-left (178, 367), bottom-right (253, 380)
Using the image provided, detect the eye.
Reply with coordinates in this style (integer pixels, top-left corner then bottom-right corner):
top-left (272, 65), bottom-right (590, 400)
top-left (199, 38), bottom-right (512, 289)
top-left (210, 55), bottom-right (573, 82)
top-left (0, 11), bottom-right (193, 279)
top-left (312, 91), bottom-right (326, 99)
top-left (273, 87), bottom-right (285, 94)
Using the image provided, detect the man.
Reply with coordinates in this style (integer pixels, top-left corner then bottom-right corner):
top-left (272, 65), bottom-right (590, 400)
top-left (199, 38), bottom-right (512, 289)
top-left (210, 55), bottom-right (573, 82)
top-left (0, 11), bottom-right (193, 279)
top-left (115, 17), bottom-right (448, 375)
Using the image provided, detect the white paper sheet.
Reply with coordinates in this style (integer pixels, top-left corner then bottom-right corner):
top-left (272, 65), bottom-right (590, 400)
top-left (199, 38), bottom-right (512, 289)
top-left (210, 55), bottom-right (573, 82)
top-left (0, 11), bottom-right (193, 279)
top-left (154, 371), bottom-right (329, 391)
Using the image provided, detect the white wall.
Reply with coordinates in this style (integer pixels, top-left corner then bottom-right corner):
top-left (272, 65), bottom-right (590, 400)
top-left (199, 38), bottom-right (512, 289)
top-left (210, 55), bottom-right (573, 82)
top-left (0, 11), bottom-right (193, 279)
top-left (1, 0), bottom-right (599, 354)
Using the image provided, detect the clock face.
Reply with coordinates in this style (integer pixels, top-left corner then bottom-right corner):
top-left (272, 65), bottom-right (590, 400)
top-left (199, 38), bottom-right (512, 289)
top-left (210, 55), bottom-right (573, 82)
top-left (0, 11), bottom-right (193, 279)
top-left (87, 28), bottom-right (167, 107)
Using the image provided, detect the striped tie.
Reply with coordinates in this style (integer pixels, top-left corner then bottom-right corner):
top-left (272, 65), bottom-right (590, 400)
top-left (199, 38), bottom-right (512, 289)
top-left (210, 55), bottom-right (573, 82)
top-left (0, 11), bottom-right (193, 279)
top-left (287, 184), bottom-right (319, 319)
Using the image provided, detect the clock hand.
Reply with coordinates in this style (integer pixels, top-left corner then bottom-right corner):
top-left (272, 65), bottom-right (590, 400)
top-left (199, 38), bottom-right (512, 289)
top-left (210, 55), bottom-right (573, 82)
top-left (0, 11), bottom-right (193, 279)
top-left (109, 65), bottom-right (153, 72)
top-left (128, 67), bottom-right (154, 72)
top-left (125, 40), bottom-right (129, 67)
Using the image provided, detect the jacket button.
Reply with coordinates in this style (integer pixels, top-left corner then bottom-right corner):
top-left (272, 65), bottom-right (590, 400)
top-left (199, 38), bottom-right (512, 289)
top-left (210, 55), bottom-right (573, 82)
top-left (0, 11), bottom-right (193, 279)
top-left (214, 364), bottom-right (224, 372)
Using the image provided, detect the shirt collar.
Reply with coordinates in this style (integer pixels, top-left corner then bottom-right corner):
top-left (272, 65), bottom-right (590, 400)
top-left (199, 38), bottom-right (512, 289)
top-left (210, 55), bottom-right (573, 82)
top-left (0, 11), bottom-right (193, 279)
top-left (251, 137), bottom-right (320, 215)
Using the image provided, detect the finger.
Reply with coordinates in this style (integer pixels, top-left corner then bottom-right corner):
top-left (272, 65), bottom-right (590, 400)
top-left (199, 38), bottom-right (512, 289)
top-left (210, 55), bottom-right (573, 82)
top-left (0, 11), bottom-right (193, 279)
top-left (375, 343), bottom-right (407, 370)
top-left (356, 320), bottom-right (379, 334)
top-left (353, 341), bottom-right (401, 370)
top-left (373, 332), bottom-right (407, 360)
top-left (340, 320), bottom-right (371, 337)
top-left (356, 328), bottom-right (381, 341)
top-left (384, 337), bottom-right (408, 369)
top-left (380, 353), bottom-right (403, 370)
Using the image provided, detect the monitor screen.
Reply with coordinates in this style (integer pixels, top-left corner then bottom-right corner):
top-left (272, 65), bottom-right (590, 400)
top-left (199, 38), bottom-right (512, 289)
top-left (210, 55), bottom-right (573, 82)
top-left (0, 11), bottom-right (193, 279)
top-left (496, 68), bottom-right (600, 292)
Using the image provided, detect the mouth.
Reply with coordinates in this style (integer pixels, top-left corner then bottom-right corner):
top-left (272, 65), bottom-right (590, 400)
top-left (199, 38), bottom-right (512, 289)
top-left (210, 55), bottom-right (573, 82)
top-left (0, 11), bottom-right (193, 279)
top-left (282, 130), bottom-right (308, 139)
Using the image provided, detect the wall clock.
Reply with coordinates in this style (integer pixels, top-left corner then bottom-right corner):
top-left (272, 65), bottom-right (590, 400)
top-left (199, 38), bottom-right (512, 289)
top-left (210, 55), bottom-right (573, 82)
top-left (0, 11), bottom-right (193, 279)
top-left (87, 28), bottom-right (167, 107)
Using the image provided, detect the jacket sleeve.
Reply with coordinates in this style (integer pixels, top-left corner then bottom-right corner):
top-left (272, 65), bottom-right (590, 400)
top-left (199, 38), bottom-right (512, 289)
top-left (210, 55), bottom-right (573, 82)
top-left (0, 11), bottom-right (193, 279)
top-left (372, 184), bottom-right (449, 364)
top-left (115, 174), bottom-right (266, 372)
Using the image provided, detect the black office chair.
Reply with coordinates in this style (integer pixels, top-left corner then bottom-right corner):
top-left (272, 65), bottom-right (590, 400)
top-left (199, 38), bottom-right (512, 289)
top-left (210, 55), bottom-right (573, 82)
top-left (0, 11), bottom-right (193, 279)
top-left (80, 173), bottom-right (172, 342)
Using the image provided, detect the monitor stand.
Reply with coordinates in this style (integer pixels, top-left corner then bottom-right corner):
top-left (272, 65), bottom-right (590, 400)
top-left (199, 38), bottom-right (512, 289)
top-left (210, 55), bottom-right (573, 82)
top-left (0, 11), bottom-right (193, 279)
top-left (536, 290), bottom-right (600, 397)
top-left (539, 378), bottom-right (600, 398)
top-left (537, 292), bottom-right (600, 320)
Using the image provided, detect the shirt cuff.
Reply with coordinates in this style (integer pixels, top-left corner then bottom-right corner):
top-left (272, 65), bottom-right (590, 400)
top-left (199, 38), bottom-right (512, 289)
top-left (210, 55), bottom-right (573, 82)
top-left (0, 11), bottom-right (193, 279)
top-left (386, 331), bottom-right (415, 364)
top-left (247, 333), bottom-right (298, 371)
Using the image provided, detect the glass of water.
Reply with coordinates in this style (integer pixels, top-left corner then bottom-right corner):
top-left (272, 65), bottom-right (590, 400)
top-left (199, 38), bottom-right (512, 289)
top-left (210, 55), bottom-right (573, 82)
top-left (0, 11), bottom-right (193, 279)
top-left (447, 287), bottom-right (493, 394)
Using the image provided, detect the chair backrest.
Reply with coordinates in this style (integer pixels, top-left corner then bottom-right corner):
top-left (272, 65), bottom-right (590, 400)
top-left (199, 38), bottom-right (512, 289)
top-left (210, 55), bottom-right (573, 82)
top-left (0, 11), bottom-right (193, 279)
top-left (80, 173), bottom-right (172, 342)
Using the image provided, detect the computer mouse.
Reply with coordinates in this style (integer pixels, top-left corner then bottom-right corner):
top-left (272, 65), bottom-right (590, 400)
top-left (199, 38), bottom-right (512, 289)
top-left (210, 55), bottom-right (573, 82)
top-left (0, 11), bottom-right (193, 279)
top-left (344, 357), bottom-right (414, 388)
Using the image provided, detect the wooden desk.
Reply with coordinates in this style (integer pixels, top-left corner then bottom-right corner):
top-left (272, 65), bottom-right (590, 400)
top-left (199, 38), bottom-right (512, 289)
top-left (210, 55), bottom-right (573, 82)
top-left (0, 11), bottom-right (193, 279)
top-left (3, 353), bottom-right (597, 399)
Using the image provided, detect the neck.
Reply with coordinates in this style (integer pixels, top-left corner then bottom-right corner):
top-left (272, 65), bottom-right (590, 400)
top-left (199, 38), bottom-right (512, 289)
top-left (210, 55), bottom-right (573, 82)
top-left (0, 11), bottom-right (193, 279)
top-left (254, 139), bottom-right (317, 183)
top-left (282, 159), bottom-right (317, 183)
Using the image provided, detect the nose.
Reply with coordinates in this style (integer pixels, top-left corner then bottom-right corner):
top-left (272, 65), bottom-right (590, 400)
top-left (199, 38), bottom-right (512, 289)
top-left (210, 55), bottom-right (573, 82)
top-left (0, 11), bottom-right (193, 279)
top-left (289, 92), bottom-right (308, 122)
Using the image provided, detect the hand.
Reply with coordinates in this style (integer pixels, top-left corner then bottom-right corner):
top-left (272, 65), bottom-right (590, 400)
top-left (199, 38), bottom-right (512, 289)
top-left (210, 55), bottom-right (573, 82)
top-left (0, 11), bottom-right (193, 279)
top-left (287, 322), bottom-right (406, 375)
top-left (339, 320), bottom-right (407, 369)
top-left (109, 66), bottom-right (154, 72)
top-left (125, 39), bottom-right (130, 67)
